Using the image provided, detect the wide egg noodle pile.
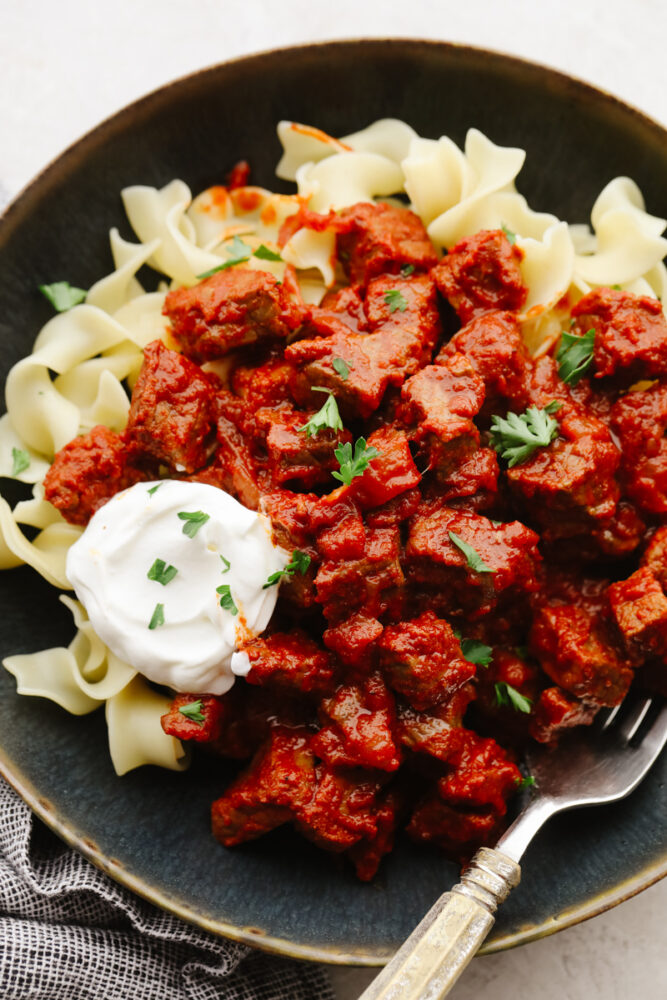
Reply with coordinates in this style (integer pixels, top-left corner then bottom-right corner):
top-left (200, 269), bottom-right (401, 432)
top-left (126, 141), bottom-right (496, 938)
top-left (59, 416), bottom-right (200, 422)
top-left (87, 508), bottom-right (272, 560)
top-left (1, 118), bottom-right (666, 775)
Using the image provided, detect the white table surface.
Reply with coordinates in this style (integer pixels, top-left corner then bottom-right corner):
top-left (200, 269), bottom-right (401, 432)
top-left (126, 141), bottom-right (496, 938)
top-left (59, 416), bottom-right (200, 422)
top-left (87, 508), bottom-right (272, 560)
top-left (2, 2), bottom-right (666, 998)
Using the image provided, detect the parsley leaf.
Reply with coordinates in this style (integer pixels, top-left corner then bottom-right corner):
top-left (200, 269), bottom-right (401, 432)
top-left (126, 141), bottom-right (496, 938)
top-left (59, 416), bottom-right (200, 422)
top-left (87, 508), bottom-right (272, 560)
top-left (501, 223), bottom-right (517, 245)
top-left (263, 550), bottom-right (312, 589)
top-left (39, 281), bottom-right (87, 312)
top-left (147, 558), bottom-right (178, 586)
top-left (460, 638), bottom-right (493, 667)
top-left (197, 235), bottom-right (253, 278)
top-left (400, 264), bottom-right (415, 277)
top-left (448, 531), bottom-right (494, 574)
top-left (332, 357), bottom-right (350, 381)
top-left (147, 483), bottom-right (163, 496)
top-left (179, 699), bottom-right (205, 724)
top-left (557, 328), bottom-right (595, 385)
top-left (216, 584), bottom-right (238, 616)
top-left (148, 603), bottom-right (165, 629)
top-left (178, 510), bottom-right (210, 538)
top-left (383, 289), bottom-right (408, 313)
top-left (299, 390), bottom-right (344, 437)
top-left (495, 681), bottom-right (532, 714)
top-left (332, 437), bottom-right (380, 486)
top-left (490, 403), bottom-right (561, 467)
top-left (253, 244), bottom-right (283, 261)
top-left (11, 448), bottom-right (30, 477)
top-left (515, 645), bottom-right (529, 660)
top-left (220, 555), bottom-right (231, 573)
top-left (515, 774), bottom-right (536, 790)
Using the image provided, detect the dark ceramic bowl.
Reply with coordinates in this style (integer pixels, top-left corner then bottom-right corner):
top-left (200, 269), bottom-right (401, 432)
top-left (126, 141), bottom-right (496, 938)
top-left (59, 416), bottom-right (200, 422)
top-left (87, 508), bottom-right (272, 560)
top-left (0, 40), bottom-right (665, 965)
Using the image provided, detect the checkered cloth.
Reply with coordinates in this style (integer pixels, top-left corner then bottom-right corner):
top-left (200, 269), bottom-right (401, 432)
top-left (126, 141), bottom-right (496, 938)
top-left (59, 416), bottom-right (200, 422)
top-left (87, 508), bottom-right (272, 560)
top-left (0, 777), bottom-right (333, 1000)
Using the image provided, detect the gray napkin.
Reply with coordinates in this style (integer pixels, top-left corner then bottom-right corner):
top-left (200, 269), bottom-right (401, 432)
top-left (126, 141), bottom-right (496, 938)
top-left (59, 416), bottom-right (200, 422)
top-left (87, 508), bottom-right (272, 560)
top-left (0, 777), bottom-right (333, 999)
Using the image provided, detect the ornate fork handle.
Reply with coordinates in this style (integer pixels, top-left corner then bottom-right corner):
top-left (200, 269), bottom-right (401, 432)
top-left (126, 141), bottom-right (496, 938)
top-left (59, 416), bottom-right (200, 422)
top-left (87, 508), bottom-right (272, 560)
top-left (358, 848), bottom-right (521, 1000)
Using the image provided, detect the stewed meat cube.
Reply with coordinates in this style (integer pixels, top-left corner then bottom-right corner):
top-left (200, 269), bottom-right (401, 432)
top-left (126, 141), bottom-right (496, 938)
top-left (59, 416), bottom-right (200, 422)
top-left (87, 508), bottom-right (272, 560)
top-left (530, 687), bottom-right (599, 744)
top-left (312, 671), bottom-right (401, 772)
top-left (529, 604), bottom-right (635, 706)
top-left (43, 424), bottom-right (144, 526)
top-left (125, 339), bottom-right (216, 473)
top-left (241, 631), bottom-right (337, 696)
top-left (607, 568), bottom-right (667, 660)
top-left (337, 201), bottom-right (438, 286)
top-left (571, 287), bottom-right (667, 382)
top-left (433, 229), bottom-right (528, 323)
top-left (164, 268), bottom-right (304, 363)
top-left (378, 611), bottom-right (475, 710)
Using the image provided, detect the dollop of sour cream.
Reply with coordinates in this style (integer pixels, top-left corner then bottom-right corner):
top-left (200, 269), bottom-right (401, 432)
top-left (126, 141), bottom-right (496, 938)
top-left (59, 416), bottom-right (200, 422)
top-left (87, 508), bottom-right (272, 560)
top-left (66, 480), bottom-right (290, 695)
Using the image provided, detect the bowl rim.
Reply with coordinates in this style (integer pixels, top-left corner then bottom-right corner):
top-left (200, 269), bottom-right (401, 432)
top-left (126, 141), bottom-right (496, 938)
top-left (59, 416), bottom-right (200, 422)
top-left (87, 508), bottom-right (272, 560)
top-left (0, 36), bottom-right (665, 966)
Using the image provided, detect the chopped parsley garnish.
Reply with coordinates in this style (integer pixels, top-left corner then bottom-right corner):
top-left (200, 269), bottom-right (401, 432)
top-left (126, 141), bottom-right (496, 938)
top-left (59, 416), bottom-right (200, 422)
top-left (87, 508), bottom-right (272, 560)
top-left (332, 357), bottom-right (350, 381)
top-left (216, 584), bottom-right (238, 616)
top-left (460, 638), bottom-right (493, 667)
top-left (611, 284), bottom-right (622, 291)
top-left (383, 289), bottom-right (408, 313)
top-left (490, 402), bottom-right (561, 467)
top-left (39, 281), bottom-right (87, 312)
top-left (11, 448), bottom-right (30, 477)
top-left (400, 264), bottom-right (415, 277)
top-left (147, 558), bottom-right (178, 586)
top-left (147, 483), bottom-right (163, 496)
top-left (253, 244), bottom-right (283, 261)
top-left (332, 437), bottom-right (380, 486)
top-left (148, 603), bottom-right (165, 629)
top-left (178, 699), bottom-right (205, 724)
top-left (196, 235), bottom-right (253, 277)
top-left (220, 555), bottom-right (231, 573)
top-left (515, 645), bottom-right (530, 660)
top-left (299, 389), bottom-right (344, 437)
top-left (448, 531), bottom-right (494, 575)
top-left (501, 223), bottom-right (517, 245)
top-left (263, 549), bottom-right (312, 589)
top-left (495, 681), bottom-right (533, 714)
top-left (557, 328), bottom-right (595, 385)
top-left (516, 774), bottom-right (537, 790)
top-left (177, 510), bottom-right (210, 538)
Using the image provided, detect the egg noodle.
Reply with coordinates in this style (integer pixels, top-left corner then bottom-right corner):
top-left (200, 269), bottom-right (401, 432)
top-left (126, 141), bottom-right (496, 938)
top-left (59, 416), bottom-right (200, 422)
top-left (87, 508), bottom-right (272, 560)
top-left (1, 119), bottom-right (666, 775)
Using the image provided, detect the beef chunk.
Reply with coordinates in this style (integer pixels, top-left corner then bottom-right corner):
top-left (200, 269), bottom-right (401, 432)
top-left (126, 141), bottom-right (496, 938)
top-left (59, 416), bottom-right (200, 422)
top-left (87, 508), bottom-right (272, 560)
top-left (312, 671), bottom-right (401, 772)
top-left (348, 425), bottom-right (421, 509)
top-left (347, 789), bottom-right (402, 881)
top-left (161, 693), bottom-right (228, 745)
top-left (253, 403), bottom-right (351, 487)
top-left (395, 686), bottom-right (476, 762)
top-left (530, 687), bottom-right (598, 743)
top-left (323, 612), bottom-right (384, 669)
top-left (231, 355), bottom-right (297, 409)
top-left (125, 339), bottom-right (216, 473)
top-left (398, 354), bottom-right (485, 479)
top-left (211, 727), bottom-right (317, 845)
top-left (571, 288), bottom-right (667, 382)
top-left (433, 229), bottom-right (528, 323)
top-left (295, 767), bottom-right (384, 852)
top-left (437, 309), bottom-right (532, 411)
top-left (242, 631), bottom-right (337, 695)
top-left (607, 568), bottom-right (667, 661)
top-left (164, 268), bottom-right (304, 362)
top-left (337, 201), bottom-right (438, 286)
top-left (437, 732), bottom-right (521, 815)
top-left (286, 273), bottom-right (440, 419)
top-left (406, 796), bottom-right (503, 858)
top-left (44, 424), bottom-right (144, 526)
top-left (642, 527), bottom-right (667, 592)
top-left (405, 507), bottom-right (541, 616)
top-left (378, 611), bottom-right (475, 710)
top-left (611, 382), bottom-right (667, 516)
top-left (529, 604), bottom-right (634, 706)
top-left (316, 525), bottom-right (404, 622)
top-left (506, 405), bottom-right (620, 539)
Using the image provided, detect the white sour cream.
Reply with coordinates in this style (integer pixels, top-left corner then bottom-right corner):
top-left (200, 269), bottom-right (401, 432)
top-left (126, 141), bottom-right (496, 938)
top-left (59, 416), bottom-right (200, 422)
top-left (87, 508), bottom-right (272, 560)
top-left (66, 480), bottom-right (289, 695)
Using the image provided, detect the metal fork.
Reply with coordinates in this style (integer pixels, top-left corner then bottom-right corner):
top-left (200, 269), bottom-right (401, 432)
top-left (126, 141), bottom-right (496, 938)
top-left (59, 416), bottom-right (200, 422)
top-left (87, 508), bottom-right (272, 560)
top-left (359, 693), bottom-right (667, 1000)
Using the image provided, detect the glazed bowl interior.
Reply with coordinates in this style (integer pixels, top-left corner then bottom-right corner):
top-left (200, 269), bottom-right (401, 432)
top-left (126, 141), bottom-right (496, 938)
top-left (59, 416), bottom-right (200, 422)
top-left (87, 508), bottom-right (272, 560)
top-left (0, 39), bottom-right (665, 964)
